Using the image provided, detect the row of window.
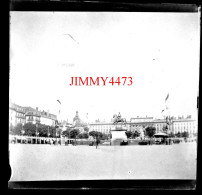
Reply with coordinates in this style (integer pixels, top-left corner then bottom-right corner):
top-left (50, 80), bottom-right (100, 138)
top-left (16, 118), bottom-right (25, 123)
top-left (16, 112), bottom-right (25, 118)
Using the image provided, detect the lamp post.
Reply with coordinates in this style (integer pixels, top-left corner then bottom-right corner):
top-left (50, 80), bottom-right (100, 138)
top-left (36, 123), bottom-right (39, 144)
top-left (21, 125), bottom-right (25, 143)
top-left (48, 126), bottom-right (50, 137)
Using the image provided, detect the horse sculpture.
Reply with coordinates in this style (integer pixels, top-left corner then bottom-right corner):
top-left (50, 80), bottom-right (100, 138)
top-left (113, 114), bottom-right (126, 124)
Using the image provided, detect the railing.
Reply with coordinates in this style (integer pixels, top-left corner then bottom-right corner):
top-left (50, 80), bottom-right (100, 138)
top-left (9, 135), bottom-right (75, 145)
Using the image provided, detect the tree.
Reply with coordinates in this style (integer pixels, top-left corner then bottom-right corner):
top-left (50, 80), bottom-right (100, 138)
top-left (132, 130), bottom-right (141, 139)
top-left (9, 123), bottom-right (23, 135)
top-left (37, 124), bottom-right (49, 137)
top-left (175, 131), bottom-right (181, 137)
top-left (89, 131), bottom-right (98, 138)
top-left (89, 131), bottom-right (105, 139)
top-left (69, 129), bottom-right (80, 139)
top-left (100, 133), bottom-right (108, 140)
top-left (145, 126), bottom-right (156, 138)
top-left (23, 123), bottom-right (37, 136)
top-left (78, 132), bottom-right (89, 139)
top-left (62, 127), bottom-right (72, 138)
top-left (84, 126), bottom-right (89, 132)
top-left (182, 131), bottom-right (189, 138)
top-left (125, 131), bottom-right (132, 138)
top-left (168, 131), bottom-right (175, 138)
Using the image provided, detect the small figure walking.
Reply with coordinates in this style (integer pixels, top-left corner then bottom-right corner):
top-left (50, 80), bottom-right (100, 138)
top-left (96, 135), bottom-right (100, 149)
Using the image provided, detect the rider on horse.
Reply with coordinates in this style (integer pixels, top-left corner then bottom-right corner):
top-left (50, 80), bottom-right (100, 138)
top-left (117, 112), bottom-right (121, 122)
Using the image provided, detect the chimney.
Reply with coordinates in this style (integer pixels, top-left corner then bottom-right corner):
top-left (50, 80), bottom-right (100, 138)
top-left (36, 107), bottom-right (38, 111)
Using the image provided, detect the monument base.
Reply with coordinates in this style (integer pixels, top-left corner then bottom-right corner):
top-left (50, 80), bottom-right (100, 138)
top-left (111, 124), bottom-right (127, 145)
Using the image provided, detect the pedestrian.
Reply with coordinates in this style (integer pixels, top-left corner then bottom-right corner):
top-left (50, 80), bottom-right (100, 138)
top-left (96, 136), bottom-right (100, 149)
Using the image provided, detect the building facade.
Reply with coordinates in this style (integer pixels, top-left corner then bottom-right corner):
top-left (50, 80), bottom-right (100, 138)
top-left (9, 102), bottom-right (57, 127)
top-left (89, 117), bottom-right (197, 136)
top-left (9, 102), bottom-right (26, 127)
top-left (24, 107), bottom-right (41, 124)
top-left (25, 107), bottom-right (57, 127)
top-left (89, 122), bottom-right (114, 135)
top-left (40, 111), bottom-right (57, 126)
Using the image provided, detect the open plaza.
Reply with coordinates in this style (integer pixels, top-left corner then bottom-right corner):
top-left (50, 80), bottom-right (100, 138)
top-left (9, 141), bottom-right (197, 181)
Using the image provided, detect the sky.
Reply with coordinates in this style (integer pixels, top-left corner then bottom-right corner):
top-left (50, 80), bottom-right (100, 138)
top-left (10, 12), bottom-right (200, 123)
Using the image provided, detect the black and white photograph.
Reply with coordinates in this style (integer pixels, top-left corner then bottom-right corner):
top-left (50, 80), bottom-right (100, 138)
top-left (9, 2), bottom-right (200, 190)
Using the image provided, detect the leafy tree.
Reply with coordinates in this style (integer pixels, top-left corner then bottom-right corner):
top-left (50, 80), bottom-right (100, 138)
top-left (62, 127), bottom-right (72, 138)
top-left (89, 131), bottom-right (105, 139)
top-left (125, 131), bottom-right (132, 138)
top-left (23, 123), bottom-right (37, 136)
top-left (100, 133), bottom-right (108, 140)
top-left (89, 131), bottom-right (98, 138)
top-left (132, 130), bottom-right (141, 138)
top-left (9, 124), bottom-right (14, 135)
top-left (9, 123), bottom-right (23, 135)
top-left (168, 131), bottom-right (175, 138)
top-left (69, 129), bottom-right (80, 139)
top-left (84, 126), bottom-right (89, 132)
top-left (78, 132), bottom-right (89, 139)
top-left (49, 126), bottom-right (57, 138)
top-left (182, 131), bottom-right (189, 138)
top-left (175, 131), bottom-right (181, 137)
top-left (145, 126), bottom-right (156, 138)
top-left (37, 124), bottom-right (49, 137)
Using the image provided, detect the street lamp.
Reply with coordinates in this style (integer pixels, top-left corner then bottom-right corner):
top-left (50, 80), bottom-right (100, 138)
top-left (21, 125), bottom-right (25, 144)
top-left (21, 124), bottom-right (25, 135)
top-left (48, 126), bottom-right (50, 137)
top-left (36, 123), bottom-right (38, 136)
top-left (36, 123), bottom-right (39, 144)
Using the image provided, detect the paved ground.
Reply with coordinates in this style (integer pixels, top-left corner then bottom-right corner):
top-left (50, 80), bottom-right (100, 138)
top-left (9, 142), bottom-right (197, 181)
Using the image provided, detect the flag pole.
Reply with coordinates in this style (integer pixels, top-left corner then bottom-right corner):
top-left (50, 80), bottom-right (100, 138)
top-left (56, 99), bottom-right (62, 145)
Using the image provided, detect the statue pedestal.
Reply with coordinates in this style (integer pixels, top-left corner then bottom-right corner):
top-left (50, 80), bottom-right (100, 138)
top-left (111, 124), bottom-right (127, 145)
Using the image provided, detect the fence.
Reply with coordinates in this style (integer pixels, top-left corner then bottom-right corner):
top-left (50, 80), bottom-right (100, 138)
top-left (9, 135), bottom-right (196, 146)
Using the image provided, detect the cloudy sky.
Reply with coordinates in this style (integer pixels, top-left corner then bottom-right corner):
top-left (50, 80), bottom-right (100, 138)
top-left (10, 12), bottom-right (200, 123)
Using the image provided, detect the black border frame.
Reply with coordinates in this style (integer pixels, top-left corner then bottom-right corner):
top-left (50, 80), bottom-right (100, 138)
top-left (8, 0), bottom-right (200, 190)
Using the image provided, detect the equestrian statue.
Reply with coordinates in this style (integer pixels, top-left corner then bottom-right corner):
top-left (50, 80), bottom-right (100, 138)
top-left (113, 112), bottom-right (126, 124)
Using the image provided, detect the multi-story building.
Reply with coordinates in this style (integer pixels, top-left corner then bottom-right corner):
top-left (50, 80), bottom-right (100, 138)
top-left (89, 116), bottom-right (197, 136)
top-left (24, 107), bottom-right (41, 124)
top-left (40, 110), bottom-right (57, 127)
top-left (130, 117), bottom-right (154, 123)
top-left (171, 119), bottom-right (196, 135)
top-left (9, 102), bottom-right (26, 127)
top-left (89, 122), bottom-right (114, 135)
top-left (24, 107), bottom-right (57, 127)
top-left (8, 104), bottom-right (58, 127)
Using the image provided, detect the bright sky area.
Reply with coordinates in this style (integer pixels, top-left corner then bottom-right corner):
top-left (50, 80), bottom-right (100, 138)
top-left (10, 12), bottom-right (200, 123)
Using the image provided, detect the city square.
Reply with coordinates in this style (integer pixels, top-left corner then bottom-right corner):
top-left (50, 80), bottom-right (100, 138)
top-left (9, 141), bottom-right (196, 181)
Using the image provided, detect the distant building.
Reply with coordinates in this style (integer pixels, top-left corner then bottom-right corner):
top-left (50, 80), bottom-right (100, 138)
top-left (9, 103), bottom-right (58, 127)
top-left (130, 116), bottom-right (154, 123)
top-left (24, 107), bottom-right (41, 125)
top-left (40, 110), bottom-right (57, 126)
top-left (89, 116), bottom-right (197, 136)
top-left (171, 119), bottom-right (196, 135)
top-left (73, 111), bottom-right (81, 124)
top-left (9, 102), bottom-right (26, 127)
top-left (89, 122), bottom-right (114, 135)
top-left (72, 111), bottom-right (85, 133)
